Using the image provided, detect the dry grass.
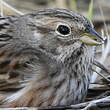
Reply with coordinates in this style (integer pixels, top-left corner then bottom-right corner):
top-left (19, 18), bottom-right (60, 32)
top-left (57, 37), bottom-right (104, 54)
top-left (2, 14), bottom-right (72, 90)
top-left (0, 0), bottom-right (24, 16)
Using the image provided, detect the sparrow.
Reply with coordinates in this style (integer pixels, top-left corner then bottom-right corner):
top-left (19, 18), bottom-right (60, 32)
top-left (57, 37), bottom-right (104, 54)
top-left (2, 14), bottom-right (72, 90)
top-left (0, 9), bottom-right (104, 107)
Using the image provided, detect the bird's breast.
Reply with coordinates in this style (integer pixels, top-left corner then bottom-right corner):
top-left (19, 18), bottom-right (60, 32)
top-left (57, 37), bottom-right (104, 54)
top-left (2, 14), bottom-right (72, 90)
top-left (54, 45), bottom-right (94, 105)
top-left (1, 45), bottom-right (94, 107)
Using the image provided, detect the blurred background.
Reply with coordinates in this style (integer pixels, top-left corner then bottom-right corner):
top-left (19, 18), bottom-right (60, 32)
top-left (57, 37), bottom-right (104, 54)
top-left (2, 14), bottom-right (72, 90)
top-left (2, 0), bottom-right (110, 22)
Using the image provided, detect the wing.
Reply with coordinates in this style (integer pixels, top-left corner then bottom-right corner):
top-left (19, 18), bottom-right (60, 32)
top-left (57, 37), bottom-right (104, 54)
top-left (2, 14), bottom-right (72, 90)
top-left (0, 16), bottom-right (46, 101)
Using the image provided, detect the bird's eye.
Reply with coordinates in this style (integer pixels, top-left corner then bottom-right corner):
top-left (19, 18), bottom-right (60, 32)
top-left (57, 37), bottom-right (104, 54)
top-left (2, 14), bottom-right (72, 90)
top-left (56, 24), bottom-right (71, 36)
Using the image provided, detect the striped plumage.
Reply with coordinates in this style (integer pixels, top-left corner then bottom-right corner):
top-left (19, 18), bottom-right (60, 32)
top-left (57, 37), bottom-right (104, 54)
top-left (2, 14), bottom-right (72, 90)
top-left (0, 9), bottom-right (103, 107)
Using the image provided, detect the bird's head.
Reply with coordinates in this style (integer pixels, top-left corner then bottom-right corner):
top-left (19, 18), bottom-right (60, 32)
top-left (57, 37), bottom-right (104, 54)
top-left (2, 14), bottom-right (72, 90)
top-left (3, 9), bottom-right (104, 57)
top-left (25, 9), bottom-right (105, 55)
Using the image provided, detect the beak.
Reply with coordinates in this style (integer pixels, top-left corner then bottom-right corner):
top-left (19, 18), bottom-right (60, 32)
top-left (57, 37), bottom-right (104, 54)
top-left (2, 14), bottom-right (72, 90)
top-left (80, 28), bottom-right (105, 46)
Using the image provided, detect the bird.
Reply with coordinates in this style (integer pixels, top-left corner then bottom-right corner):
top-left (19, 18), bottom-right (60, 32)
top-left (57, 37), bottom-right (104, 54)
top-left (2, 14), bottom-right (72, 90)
top-left (0, 9), bottom-right (104, 107)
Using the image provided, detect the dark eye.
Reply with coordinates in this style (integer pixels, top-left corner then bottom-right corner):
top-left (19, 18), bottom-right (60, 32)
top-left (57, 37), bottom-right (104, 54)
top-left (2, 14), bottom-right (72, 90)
top-left (56, 24), bottom-right (71, 36)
